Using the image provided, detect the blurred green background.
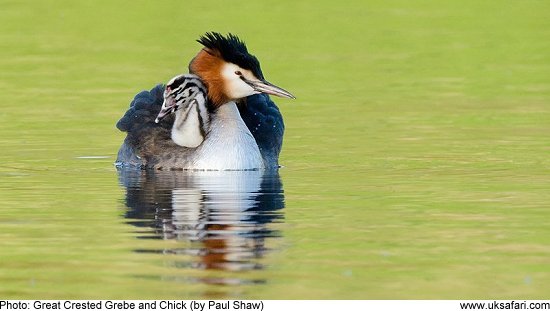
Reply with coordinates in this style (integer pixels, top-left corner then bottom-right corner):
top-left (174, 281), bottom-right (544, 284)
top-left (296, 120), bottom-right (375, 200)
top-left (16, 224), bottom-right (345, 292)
top-left (1, 0), bottom-right (549, 299)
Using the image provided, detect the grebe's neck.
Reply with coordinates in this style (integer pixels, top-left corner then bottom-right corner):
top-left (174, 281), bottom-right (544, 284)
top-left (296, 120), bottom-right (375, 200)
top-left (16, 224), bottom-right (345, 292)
top-left (189, 102), bottom-right (264, 170)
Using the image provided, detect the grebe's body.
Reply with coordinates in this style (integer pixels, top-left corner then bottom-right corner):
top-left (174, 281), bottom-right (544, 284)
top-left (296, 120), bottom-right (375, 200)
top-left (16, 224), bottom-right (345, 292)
top-left (117, 98), bottom-right (263, 170)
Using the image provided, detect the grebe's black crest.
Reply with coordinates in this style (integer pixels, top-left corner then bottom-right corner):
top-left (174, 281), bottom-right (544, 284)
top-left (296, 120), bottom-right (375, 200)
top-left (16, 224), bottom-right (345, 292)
top-left (197, 32), bottom-right (264, 79)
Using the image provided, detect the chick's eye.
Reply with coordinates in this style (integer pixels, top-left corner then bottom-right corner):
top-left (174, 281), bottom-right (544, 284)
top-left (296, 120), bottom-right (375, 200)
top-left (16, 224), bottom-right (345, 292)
top-left (235, 71), bottom-right (242, 76)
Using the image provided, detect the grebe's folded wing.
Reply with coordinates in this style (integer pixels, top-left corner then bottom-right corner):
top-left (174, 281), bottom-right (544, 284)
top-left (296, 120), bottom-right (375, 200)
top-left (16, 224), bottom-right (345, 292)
top-left (116, 84), bottom-right (173, 168)
top-left (239, 93), bottom-right (285, 168)
top-left (116, 84), bottom-right (168, 133)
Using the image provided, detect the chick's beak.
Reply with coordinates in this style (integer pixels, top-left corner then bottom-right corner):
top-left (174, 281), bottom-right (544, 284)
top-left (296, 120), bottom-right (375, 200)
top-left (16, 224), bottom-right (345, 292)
top-left (245, 79), bottom-right (296, 99)
top-left (155, 95), bottom-right (176, 123)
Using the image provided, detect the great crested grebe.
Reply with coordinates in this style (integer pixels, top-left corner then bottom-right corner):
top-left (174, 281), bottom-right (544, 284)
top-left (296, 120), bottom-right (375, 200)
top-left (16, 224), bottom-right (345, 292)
top-left (116, 33), bottom-right (294, 170)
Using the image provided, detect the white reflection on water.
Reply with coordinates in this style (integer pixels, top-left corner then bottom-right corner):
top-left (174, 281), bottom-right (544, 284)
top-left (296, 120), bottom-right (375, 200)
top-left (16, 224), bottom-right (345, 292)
top-left (117, 169), bottom-right (285, 285)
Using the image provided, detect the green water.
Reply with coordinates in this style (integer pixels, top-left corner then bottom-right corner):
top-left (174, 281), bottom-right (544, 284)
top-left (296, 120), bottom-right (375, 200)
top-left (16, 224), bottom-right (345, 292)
top-left (1, 0), bottom-right (549, 299)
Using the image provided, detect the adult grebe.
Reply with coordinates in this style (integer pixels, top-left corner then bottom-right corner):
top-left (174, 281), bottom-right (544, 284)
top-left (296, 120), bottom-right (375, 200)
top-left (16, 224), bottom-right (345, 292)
top-left (116, 33), bottom-right (294, 170)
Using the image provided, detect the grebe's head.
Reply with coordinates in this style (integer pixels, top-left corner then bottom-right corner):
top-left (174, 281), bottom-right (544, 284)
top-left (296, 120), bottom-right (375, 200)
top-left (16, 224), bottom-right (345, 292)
top-left (189, 32), bottom-right (295, 107)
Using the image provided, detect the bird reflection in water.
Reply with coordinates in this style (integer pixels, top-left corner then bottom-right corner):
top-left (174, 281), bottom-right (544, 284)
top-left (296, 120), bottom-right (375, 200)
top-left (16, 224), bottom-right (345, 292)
top-left (117, 168), bottom-right (285, 285)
